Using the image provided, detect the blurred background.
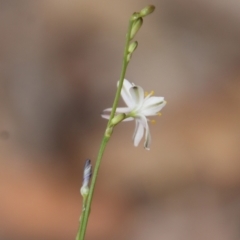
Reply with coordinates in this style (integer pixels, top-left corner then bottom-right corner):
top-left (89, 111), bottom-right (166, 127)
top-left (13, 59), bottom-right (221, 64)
top-left (1, 0), bottom-right (240, 239)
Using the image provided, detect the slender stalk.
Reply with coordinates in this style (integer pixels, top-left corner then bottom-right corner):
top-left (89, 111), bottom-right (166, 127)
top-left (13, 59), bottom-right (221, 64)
top-left (76, 16), bottom-right (135, 240)
top-left (77, 136), bottom-right (109, 240)
top-left (75, 197), bottom-right (87, 240)
top-left (107, 18), bottom-right (134, 125)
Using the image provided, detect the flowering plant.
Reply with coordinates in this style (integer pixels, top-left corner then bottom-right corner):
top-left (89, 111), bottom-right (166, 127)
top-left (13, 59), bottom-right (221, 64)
top-left (102, 79), bottom-right (166, 149)
top-left (76, 5), bottom-right (166, 240)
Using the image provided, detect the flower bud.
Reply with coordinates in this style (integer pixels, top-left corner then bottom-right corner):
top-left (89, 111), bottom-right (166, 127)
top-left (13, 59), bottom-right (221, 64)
top-left (105, 127), bottom-right (113, 137)
top-left (128, 41), bottom-right (138, 54)
top-left (139, 5), bottom-right (155, 17)
top-left (80, 186), bottom-right (89, 198)
top-left (126, 53), bottom-right (132, 63)
top-left (110, 113), bottom-right (126, 126)
top-left (80, 159), bottom-right (92, 198)
top-left (131, 12), bottom-right (141, 21)
top-left (130, 18), bottom-right (143, 40)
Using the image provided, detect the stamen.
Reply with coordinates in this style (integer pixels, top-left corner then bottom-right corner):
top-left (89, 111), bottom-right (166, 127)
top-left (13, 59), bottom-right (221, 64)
top-left (149, 90), bottom-right (154, 96)
top-left (151, 119), bottom-right (156, 124)
top-left (157, 112), bottom-right (162, 116)
top-left (145, 90), bottom-right (154, 97)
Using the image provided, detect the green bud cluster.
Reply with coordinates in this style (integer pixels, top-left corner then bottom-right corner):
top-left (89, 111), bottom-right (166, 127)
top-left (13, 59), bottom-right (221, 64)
top-left (127, 5), bottom-right (155, 63)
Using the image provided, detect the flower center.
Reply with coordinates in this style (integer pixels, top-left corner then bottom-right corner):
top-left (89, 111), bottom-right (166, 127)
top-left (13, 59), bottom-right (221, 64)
top-left (144, 90), bottom-right (154, 97)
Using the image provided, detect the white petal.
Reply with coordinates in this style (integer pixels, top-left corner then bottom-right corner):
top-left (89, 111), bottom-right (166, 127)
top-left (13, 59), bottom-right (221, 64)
top-left (101, 114), bottom-right (110, 119)
top-left (118, 78), bottom-right (132, 89)
top-left (132, 120), bottom-right (144, 147)
top-left (138, 115), bottom-right (151, 150)
top-left (132, 120), bottom-right (139, 141)
top-left (101, 108), bottom-right (112, 119)
top-left (102, 108), bottom-right (113, 113)
top-left (142, 98), bottom-right (166, 116)
top-left (144, 125), bottom-right (151, 150)
top-left (123, 117), bottom-right (134, 122)
top-left (103, 107), bottom-right (131, 114)
top-left (129, 85), bottom-right (144, 107)
top-left (119, 79), bottom-right (135, 108)
top-left (115, 107), bottom-right (131, 113)
top-left (101, 107), bottom-right (130, 119)
top-left (142, 96), bottom-right (165, 108)
top-left (142, 103), bottom-right (166, 116)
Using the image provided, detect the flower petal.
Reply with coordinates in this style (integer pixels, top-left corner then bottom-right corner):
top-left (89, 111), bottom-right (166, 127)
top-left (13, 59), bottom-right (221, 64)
top-left (101, 108), bottom-right (111, 119)
top-left (123, 117), bottom-right (134, 122)
top-left (138, 115), bottom-right (151, 150)
top-left (141, 104), bottom-right (166, 116)
top-left (129, 85), bottom-right (144, 108)
top-left (115, 107), bottom-right (131, 113)
top-left (101, 114), bottom-right (110, 119)
top-left (119, 79), bottom-right (135, 108)
top-left (142, 96), bottom-right (165, 108)
top-left (142, 98), bottom-right (166, 116)
top-left (118, 78), bottom-right (132, 90)
top-left (101, 107), bottom-right (131, 119)
top-left (102, 108), bottom-right (113, 112)
top-left (132, 120), bottom-right (144, 147)
top-left (144, 125), bottom-right (151, 150)
top-left (103, 107), bottom-right (131, 113)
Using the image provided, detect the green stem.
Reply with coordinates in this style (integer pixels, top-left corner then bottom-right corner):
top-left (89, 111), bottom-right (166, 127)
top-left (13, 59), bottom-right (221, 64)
top-left (77, 135), bottom-right (109, 240)
top-left (107, 18), bottom-right (134, 125)
top-left (75, 197), bottom-right (87, 240)
top-left (76, 17), bottom-right (135, 240)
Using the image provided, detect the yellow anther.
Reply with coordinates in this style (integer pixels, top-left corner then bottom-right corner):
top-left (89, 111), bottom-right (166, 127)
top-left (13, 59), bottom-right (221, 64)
top-left (157, 112), bottom-right (162, 116)
top-left (151, 119), bottom-right (156, 124)
top-left (149, 90), bottom-right (154, 96)
top-left (145, 90), bottom-right (154, 97)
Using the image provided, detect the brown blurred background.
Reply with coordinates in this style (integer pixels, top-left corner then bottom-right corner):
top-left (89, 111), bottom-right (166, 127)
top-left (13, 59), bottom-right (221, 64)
top-left (1, 0), bottom-right (240, 239)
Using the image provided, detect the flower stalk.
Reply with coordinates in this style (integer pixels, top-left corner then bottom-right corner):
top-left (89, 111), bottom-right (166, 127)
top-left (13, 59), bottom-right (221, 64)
top-left (106, 19), bottom-right (134, 127)
top-left (76, 5), bottom-right (156, 240)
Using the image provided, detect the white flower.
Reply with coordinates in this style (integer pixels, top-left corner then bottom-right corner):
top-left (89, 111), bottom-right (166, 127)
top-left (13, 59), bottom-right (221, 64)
top-left (102, 79), bottom-right (166, 150)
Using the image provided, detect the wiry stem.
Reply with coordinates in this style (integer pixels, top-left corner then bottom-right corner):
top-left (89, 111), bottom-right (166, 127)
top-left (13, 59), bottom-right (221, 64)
top-left (76, 16), bottom-right (135, 240)
top-left (107, 18), bottom-right (134, 125)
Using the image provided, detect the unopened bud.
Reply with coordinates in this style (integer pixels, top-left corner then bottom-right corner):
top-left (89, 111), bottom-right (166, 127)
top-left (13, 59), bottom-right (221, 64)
top-left (110, 113), bottom-right (125, 126)
top-left (80, 186), bottom-right (89, 198)
top-left (130, 18), bottom-right (143, 40)
top-left (131, 12), bottom-right (141, 21)
top-left (128, 41), bottom-right (138, 54)
top-left (105, 127), bottom-right (113, 137)
top-left (80, 159), bottom-right (92, 198)
top-left (139, 5), bottom-right (155, 17)
top-left (126, 53), bottom-right (132, 63)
